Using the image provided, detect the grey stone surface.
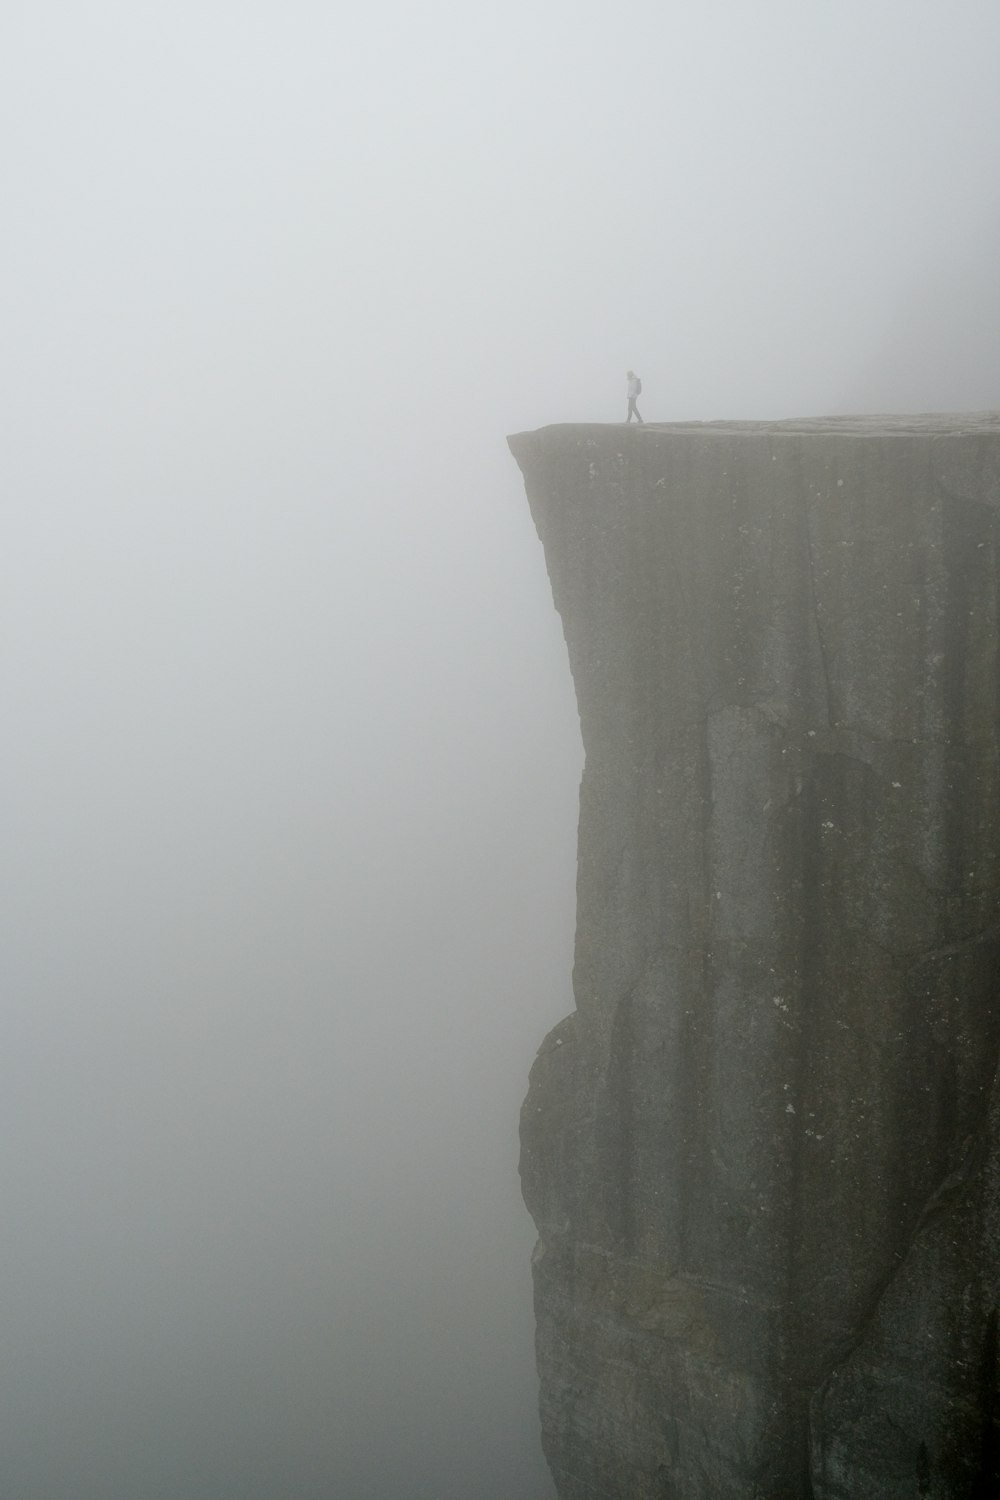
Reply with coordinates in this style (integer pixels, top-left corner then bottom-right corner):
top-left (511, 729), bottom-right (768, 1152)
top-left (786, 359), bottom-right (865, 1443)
top-left (509, 415), bottom-right (1000, 1499)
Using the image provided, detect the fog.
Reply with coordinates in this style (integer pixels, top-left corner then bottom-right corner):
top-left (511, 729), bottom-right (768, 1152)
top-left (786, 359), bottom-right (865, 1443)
top-left (3, 2), bottom-right (999, 1496)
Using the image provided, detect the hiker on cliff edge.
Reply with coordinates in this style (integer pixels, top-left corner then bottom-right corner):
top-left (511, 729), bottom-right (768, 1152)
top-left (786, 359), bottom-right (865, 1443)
top-left (626, 370), bottom-right (644, 424)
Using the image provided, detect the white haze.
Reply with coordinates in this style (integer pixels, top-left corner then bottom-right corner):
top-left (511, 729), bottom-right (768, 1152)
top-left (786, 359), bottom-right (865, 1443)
top-left (2, 2), bottom-right (998, 1497)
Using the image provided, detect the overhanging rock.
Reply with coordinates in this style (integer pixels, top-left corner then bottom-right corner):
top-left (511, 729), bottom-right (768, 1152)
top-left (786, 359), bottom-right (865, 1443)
top-left (509, 414), bottom-right (1000, 1500)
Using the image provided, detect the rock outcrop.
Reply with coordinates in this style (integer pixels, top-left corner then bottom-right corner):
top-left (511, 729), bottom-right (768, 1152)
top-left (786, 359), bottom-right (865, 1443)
top-left (509, 415), bottom-right (1000, 1500)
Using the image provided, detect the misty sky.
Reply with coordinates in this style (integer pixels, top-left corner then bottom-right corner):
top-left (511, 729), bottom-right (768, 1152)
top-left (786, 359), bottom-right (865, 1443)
top-left (3, 2), bottom-right (1000, 1498)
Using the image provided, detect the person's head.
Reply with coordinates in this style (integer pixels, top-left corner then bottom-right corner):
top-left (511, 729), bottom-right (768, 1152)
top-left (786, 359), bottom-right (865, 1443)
top-left (626, 369), bottom-right (635, 378)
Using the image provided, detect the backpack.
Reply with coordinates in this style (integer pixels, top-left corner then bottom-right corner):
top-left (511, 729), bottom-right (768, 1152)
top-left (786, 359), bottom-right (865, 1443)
top-left (635, 377), bottom-right (642, 395)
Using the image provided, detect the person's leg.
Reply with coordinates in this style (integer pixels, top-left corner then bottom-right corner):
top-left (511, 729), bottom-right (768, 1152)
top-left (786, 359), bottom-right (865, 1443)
top-left (627, 399), bottom-right (635, 422)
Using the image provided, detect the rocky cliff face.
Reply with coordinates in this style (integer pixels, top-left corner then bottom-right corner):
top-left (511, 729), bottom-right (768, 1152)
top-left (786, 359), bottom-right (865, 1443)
top-left (509, 415), bottom-right (1000, 1500)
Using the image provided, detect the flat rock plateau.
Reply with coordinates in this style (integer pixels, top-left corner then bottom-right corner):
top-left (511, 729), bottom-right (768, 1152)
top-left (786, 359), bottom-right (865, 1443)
top-left (509, 414), bottom-right (1000, 1500)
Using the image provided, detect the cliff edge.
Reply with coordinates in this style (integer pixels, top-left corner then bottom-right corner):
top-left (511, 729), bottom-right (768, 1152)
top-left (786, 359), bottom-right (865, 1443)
top-left (509, 415), bottom-right (1000, 1500)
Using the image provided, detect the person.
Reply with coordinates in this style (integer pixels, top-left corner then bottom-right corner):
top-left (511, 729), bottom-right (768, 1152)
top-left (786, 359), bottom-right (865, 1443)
top-left (626, 370), bottom-right (643, 424)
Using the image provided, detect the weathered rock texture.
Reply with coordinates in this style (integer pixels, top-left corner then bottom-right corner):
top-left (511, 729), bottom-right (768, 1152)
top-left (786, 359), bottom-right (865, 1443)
top-left (509, 415), bottom-right (1000, 1500)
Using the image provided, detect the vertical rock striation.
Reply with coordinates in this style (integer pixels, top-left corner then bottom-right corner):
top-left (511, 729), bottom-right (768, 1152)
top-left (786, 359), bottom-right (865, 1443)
top-left (509, 416), bottom-right (1000, 1500)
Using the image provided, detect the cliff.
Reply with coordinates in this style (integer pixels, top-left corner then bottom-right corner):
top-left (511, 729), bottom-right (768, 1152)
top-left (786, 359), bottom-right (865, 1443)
top-left (508, 415), bottom-right (1000, 1500)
